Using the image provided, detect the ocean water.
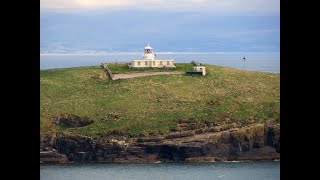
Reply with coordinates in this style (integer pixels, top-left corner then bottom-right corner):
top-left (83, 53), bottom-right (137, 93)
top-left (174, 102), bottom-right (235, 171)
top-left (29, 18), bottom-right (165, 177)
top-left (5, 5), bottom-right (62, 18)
top-left (40, 52), bottom-right (280, 73)
top-left (40, 161), bottom-right (280, 180)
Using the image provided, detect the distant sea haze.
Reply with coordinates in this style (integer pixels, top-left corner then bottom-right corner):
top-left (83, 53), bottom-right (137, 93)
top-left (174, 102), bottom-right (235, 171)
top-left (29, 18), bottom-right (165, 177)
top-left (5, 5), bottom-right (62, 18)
top-left (40, 52), bottom-right (280, 73)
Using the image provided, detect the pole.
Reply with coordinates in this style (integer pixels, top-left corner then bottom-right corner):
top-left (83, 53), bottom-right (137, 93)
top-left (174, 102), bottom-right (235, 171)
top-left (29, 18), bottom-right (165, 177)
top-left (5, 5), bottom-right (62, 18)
top-left (243, 56), bottom-right (246, 70)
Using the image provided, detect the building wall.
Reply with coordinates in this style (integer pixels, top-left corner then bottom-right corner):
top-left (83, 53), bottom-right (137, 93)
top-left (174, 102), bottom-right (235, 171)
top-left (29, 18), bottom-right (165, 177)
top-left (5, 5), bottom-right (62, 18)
top-left (193, 66), bottom-right (206, 76)
top-left (143, 53), bottom-right (155, 60)
top-left (131, 59), bottom-right (175, 68)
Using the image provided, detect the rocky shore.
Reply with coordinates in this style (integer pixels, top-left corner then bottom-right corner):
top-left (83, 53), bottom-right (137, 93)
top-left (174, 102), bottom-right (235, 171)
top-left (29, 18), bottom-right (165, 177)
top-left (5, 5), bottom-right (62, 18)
top-left (40, 122), bottom-right (280, 163)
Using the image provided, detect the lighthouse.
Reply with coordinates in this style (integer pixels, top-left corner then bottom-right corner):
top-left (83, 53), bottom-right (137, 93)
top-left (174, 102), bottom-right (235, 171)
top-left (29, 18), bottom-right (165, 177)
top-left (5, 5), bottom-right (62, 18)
top-left (143, 43), bottom-right (155, 60)
top-left (130, 43), bottom-right (175, 68)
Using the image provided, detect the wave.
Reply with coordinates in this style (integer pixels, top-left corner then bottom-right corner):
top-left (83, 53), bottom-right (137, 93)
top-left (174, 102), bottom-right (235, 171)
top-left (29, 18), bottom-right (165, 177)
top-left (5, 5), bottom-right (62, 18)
top-left (222, 160), bottom-right (240, 163)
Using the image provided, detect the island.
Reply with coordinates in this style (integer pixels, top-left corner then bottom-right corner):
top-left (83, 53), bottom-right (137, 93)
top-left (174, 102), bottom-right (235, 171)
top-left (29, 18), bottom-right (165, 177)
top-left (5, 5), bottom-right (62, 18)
top-left (40, 62), bottom-right (280, 163)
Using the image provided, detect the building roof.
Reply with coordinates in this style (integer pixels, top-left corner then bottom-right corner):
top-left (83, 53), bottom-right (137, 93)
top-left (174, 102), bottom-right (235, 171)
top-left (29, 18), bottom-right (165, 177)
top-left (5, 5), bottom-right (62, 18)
top-left (144, 43), bottom-right (153, 49)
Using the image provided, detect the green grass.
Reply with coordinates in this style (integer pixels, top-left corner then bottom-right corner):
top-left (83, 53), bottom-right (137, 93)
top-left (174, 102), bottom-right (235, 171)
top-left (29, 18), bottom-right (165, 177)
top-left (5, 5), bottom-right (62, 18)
top-left (40, 64), bottom-right (280, 137)
top-left (107, 63), bottom-right (194, 73)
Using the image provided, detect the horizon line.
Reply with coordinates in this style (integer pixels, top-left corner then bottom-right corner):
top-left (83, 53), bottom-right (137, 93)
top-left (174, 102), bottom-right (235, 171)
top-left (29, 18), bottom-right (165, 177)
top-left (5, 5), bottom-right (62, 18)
top-left (40, 51), bottom-right (279, 56)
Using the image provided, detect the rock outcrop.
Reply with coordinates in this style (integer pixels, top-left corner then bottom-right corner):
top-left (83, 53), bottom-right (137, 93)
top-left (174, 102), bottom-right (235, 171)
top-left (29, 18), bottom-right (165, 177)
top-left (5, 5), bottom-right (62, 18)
top-left (51, 114), bottom-right (94, 128)
top-left (40, 151), bottom-right (69, 163)
top-left (40, 122), bottom-right (280, 163)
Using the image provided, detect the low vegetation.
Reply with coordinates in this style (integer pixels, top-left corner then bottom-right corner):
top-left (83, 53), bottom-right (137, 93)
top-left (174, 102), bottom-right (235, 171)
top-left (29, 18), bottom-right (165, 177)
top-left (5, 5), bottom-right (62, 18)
top-left (40, 63), bottom-right (280, 137)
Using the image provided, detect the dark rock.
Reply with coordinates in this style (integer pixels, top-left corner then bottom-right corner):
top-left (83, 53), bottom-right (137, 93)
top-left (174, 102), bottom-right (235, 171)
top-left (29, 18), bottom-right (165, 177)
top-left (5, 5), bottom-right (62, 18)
top-left (40, 133), bottom-right (56, 150)
top-left (51, 114), bottom-right (94, 128)
top-left (137, 138), bottom-right (162, 142)
top-left (236, 146), bottom-right (280, 160)
top-left (253, 141), bottom-right (263, 148)
top-left (104, 130), bottom-right (126, 137)
top-left (157, 145), bottom-right (202, 161)
top-left (148, 131), bottom-right (159, 137)
top-left (210, 127), bottom-right (220, 132)
top-left (195, 129), bottom-right (205, 134)
top-left (276, 137), bottom-right (280, 153)
top-left (265, 125), bottom-right (280, 151)
top-left (165, 132), bottom-right (194, 139)
top-left (201, 142), bottom-right (231, 157)
top-left (205, 122), bottom-right (214, 128)
top-left (41, 123), bottom-right (279, 163)
top-left (40, 151), bottom-right (69, 163)
top-left (76, 152), bottom-right (91, 162)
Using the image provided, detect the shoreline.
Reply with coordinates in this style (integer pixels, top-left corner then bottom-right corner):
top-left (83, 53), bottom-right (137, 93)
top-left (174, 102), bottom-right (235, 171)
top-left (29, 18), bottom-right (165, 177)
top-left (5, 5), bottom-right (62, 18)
top-left (40, 159), bottom-right (280, 165)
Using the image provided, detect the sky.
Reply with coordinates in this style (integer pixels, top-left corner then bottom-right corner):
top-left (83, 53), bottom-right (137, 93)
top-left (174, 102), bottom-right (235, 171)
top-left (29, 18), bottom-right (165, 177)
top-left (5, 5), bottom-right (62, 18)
top-left (40, 0), bottom-right (280, 53)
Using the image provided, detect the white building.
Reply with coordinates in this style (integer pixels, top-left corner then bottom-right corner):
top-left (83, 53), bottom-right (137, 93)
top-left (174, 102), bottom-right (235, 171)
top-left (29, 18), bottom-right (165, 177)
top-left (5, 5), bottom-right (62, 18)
top-left (186, 64), bottom-right (206, 76)
top-left (193, 65), bottom-right (206, 76)
top-left (129, 44), bottom-right (175, 68)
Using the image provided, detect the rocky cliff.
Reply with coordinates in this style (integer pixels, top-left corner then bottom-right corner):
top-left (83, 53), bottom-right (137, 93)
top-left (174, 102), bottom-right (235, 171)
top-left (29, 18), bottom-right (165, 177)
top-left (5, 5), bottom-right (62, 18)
top-left (40, 122), bottom-right (280, 163)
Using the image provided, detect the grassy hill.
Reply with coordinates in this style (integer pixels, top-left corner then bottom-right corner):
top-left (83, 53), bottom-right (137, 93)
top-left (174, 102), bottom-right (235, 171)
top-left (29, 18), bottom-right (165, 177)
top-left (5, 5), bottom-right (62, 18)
top-left (40, 63), bottom-right (280, 137)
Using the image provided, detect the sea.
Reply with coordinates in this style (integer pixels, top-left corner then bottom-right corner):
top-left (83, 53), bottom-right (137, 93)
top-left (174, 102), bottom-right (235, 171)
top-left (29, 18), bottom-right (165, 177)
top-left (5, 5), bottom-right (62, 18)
top-left (40, 161), bottom-right (280, 180)
top-left (40, 52), bottom-right (280, 73)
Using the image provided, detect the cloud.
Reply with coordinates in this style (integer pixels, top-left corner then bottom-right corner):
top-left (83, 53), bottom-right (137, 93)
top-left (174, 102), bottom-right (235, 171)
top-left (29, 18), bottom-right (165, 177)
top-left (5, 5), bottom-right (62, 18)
top-left (41, 0), bottom-right (132, 9)
top-left (41, 0), bottom-right (279, 13)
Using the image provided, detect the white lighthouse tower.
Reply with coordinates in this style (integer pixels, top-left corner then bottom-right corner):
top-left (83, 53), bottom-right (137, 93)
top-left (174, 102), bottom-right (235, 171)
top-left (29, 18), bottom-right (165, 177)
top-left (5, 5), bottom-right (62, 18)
top-left (143, 43), bottom-right (155, 60)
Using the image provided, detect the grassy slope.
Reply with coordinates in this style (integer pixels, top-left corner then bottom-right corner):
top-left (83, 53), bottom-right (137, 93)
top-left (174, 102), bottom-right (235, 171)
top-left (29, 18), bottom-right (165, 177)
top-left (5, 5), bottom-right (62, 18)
top-left (40, 63), bottom-right (280, 137)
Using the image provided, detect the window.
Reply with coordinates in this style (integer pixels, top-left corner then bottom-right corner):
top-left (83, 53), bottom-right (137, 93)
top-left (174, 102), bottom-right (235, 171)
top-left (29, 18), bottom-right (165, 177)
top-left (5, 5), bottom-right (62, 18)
top-left (153, 61), bottom-right (155, 65)
top-left (160, 61), bottom-right (163, 65)
top-left (138, 62), bottom-right (140, 66)
top-left (167, 61), bottom-right (170, 65)
top-left (145, 61), bottom-right (148, 66)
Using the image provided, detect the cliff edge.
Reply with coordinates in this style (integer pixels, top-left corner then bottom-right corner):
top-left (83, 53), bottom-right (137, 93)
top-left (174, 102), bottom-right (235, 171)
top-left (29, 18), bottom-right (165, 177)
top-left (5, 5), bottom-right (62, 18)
top-left (40, 122), bottom-right (279, 163)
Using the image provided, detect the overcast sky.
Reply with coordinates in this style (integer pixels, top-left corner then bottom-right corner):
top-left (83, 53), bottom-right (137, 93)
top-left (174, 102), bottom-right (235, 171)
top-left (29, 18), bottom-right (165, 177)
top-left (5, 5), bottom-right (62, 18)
top-left (41, 0), bottom-right (279, 13)
top-left (40, 0), bottom-right (280, 53)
